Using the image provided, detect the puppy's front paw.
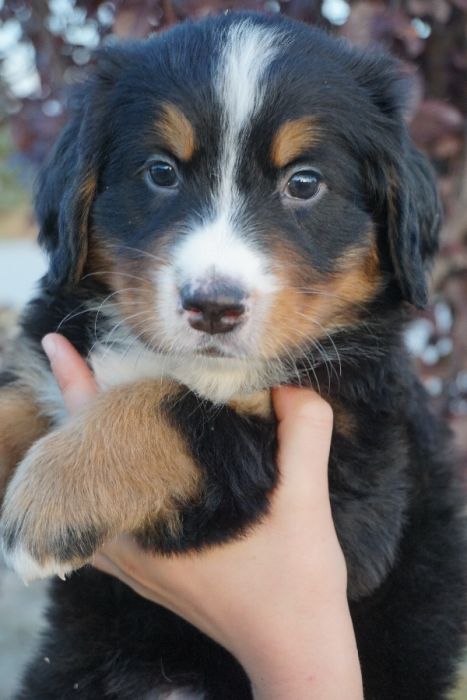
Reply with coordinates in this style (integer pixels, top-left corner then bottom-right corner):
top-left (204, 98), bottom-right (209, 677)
top-left (0, 432), bottom-right (105, 582)
top-left (1, 542), bottom-right (77, 583)
top-left (1, 516), bottom-right (103, 583)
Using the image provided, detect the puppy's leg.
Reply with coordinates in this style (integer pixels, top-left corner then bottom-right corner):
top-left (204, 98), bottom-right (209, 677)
top-left (0, 385), bottom-right (49, 499)
top-left (0, 380), bottom-right (200, 582)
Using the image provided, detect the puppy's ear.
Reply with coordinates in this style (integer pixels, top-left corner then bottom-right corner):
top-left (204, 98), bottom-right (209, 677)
top-left (393, 146), bottom-right (440, 308)
top-left (370, 139), bottom-right (441, 308)
top-left (36, 113), bottom-right (96, 289)
top-left (36, 50), bottom-right (123, 289)
top-left (356, 54), bottom-right (441, 308)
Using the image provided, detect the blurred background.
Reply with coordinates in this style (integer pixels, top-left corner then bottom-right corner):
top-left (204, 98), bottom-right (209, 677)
top-left (0, 1), bottom-right (466, 697)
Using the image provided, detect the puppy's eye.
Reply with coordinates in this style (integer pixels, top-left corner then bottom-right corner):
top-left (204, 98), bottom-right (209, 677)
top-left (147, 161), bottom-right (179, 188)
top-left (285, 170), bottom-right (321, 200)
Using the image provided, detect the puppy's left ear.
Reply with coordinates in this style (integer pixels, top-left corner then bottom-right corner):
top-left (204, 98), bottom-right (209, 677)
top-left (377, 141), bottom-right (441, 308)
top-left (358, 55), bottom-right (441, 308)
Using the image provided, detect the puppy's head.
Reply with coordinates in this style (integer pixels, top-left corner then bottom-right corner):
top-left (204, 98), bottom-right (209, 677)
top-left (37, 13), bottom-right (441, 398)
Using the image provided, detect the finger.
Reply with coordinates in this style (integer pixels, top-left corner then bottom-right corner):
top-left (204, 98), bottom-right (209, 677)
top-left (97, 536), bottom-right (189, 594)
top-left (42, 333), bottom-right (99, 414)
top-left (93, 542), bottom-right (178, 607)
top-left (97, 533), bottom-right (141, 571)
top-left (92, 553), bottom-right (123, 579)
top-left (272, 386), bottom-right (333, 500)
top-left (97, 534), bottom-right (167, 583)
top-left (92, 554), bottom-right (159, 603)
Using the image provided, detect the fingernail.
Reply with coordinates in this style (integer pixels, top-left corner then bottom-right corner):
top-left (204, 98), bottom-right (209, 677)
top-left (41, 334), bottom-right (57, 361)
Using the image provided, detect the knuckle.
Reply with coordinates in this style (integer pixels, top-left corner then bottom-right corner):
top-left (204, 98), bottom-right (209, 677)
top-left (294, 396), bottom-right (334, 427)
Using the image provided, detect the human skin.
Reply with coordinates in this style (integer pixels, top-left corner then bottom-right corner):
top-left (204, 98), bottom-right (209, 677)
top-left (41, 332), bottom-right (363, 700)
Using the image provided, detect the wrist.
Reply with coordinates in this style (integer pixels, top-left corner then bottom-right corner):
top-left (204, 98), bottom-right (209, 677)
top-left (241, 597), bottom-right (363, 700)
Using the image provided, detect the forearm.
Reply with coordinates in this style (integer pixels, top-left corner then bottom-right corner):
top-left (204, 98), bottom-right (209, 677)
top-left (246, 598), bottom-right (363, 700)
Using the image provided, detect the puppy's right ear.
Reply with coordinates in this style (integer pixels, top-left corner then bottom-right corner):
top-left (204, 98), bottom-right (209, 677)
top-left (36, 49), bottom-right (124, 290)
top-left (36, 109), bottom-right (93, 289)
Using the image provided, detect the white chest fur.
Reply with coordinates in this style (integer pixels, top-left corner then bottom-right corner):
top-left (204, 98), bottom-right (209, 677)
top-left (90, 342), bottom-right (279, 405)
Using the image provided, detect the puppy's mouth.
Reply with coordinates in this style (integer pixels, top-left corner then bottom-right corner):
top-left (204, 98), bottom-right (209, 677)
top-left (192, 337), bottom-right (242, 359)
top-left (155, 334), bottom-right (246, 360)
top-left (197, 347), bottom-right (228, 358)
top-left (174, 325), bottom-right (250, 360)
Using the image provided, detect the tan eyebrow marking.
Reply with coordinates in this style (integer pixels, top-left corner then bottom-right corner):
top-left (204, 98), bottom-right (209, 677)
top-left (154, 103), bottom-right (196, 161)
top-left (270, 117), bottom-right (321, 168)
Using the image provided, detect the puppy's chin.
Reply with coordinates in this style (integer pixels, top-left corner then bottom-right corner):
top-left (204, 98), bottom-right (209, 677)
top-left (168, 355), bottom-right (275, 403)
top-left (90, 342), bottom-right (285, 403)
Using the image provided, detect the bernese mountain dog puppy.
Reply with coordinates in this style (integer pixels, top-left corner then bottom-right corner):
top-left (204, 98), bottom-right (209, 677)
top-left (0, 11), bottom-right (466, 700)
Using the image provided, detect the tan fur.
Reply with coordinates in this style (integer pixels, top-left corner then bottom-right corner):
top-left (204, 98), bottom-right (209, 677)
top-left (100, 227), bottom-right (381, 373)
top-left (0, 388), bottom-right (49, 498)
top-left (73, 171), bottom-right (98, 283)
top-left (229, 390), bottom-right (272, 418)
top-left (328, 398), bottom-right (357, 439)
top-left (84, 232), bottom-right (116, 284)
top-left (270, 117), bottom-right (321, 168)
top-left (154, 103), bottom-right (196, 161)
top-left (258, 238), bottom-right (381, 360)
top-left (1, 379), bottom-right (201, 568)
top-left (79, 171), bottom-right (97, 202)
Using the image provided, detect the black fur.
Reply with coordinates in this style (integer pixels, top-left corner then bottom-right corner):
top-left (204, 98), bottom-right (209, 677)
top-left (4, 12), bottom-right (466, 700)
top-left (14, 333), bottom-right (467, 700)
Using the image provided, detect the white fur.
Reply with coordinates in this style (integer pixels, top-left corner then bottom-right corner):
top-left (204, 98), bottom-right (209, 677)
top-left (6, 340), bottom-right (68, 424)
top-left (91, 343), bottom-right (286, 404)
top-left (1, 544), bottom-right (73, 584)
top-left (177, 21), bottom-right (282, 288)
top-left (172, 216), bottom-right (278, 295)
top-left (218, 21), bottom-right (280, 129)
top-left (155, 214), bottom-right (280, 385)
top-left (216, 21), bottom-right (282, 216)
top-left (35, 371), bottom-right (68, 425)
top-left (151, 22), bottom-right (284, 381)
top-left (91, 343), bottom-right (167, 391)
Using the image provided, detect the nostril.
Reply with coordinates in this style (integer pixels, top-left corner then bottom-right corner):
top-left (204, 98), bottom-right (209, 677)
top-left (181, 298), bottom-right (203, 314)
top-left (221, 306), bottom-right (244, 319)
top-left (180, 282), bottom-right (247, 335)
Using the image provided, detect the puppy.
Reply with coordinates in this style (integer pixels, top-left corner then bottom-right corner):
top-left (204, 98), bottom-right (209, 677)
top-left (0, 12), bottom-right (466, 700)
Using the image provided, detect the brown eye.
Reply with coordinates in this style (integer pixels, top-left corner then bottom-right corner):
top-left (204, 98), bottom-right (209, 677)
top-left (147, 160), bottom-right (179, 188)
top-left (285, 170), bottom-right (321, 199)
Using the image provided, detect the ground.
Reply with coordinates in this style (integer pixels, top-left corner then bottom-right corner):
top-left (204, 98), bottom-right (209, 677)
top-left (0, 561), bottom-right (48, 700)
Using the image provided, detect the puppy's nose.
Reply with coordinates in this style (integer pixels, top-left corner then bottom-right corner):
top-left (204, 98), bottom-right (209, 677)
top-left (180, 282), bottom-right (246, 335)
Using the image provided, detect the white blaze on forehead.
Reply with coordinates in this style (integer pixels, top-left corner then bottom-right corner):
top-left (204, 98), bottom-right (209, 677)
top-left (174, 214), bottom-right (278, 293)
top-left (217, 20), bottom-right (281, 135)
top-left (170, 22), bottom-right (283, 294)
top-left (216, 20), bottom-right (283, 215)
top-left (152, 20), bottom-right (285, 387)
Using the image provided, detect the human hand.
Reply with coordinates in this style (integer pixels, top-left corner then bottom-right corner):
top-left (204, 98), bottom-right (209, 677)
top-left (42, 332), bottom-right (362, 700)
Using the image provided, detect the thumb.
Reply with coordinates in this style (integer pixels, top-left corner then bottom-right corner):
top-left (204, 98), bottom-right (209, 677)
top-left (272, 386), bottom-right (333, 503)
top-left (42, 333), bottom-right (98, 414)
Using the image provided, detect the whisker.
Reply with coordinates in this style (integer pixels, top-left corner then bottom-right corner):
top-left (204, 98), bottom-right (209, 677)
top-left (285, 284), bottom-right (370, 314)
top-left (99, 312), bottom-right (154, 358)
top-left (56, 303), bottom-right (90, 331)
top-left (103, 242), bottom-right (169, 266)
top-left (86, 314), bottom-right (151, 363)
top-left (81, 270), bottom-right (156, 286)
top-left (92, 288), bottom-right (144, 341)
top-left (56, 287), bottom-right (144, 333)
top-left (292, 314), bottom-right (342, 385)
top-left (311, 322), bottom-right (342, 382)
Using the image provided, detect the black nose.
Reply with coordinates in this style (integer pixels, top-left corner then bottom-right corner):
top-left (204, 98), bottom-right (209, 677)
top-left (180, 282), bottom-right (246, 335)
